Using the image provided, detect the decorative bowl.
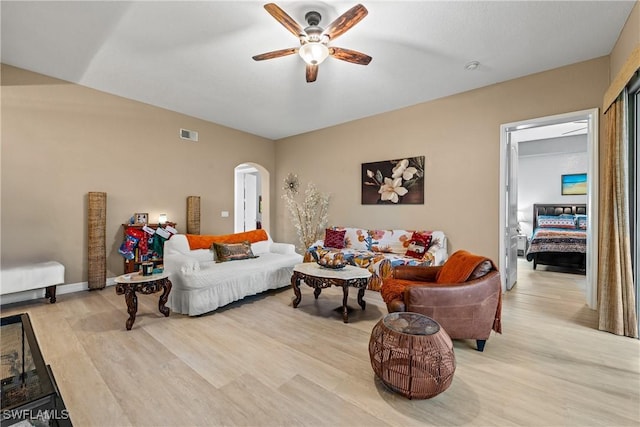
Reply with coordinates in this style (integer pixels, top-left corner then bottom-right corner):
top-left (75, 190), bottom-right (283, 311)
top-left (317, 260), bottom-right (347, 269)
top-left (310, 247), bottom-right (348, 269)
top-left (316, 253), bottom-right (347, 269)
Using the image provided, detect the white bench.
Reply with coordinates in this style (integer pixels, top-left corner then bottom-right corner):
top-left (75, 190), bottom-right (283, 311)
top-left (0, 261), bottom-right (65, 303)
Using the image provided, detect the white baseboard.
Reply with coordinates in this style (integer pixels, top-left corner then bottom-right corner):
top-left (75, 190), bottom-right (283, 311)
top-left (0, 277), bottom-right (117, 306)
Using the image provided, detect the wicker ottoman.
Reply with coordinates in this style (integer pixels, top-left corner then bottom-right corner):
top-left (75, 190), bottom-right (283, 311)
top-left (369, 312), bottom-right (456, 399)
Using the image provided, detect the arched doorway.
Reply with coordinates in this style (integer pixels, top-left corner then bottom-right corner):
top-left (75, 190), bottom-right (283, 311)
top-left (234, 163), bottom-right (270, 234)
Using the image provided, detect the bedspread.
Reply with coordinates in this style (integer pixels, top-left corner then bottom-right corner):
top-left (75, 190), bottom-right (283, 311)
top-left (526, 228), bottom-right (586, 260)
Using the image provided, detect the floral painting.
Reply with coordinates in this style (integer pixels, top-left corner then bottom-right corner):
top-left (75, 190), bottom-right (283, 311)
top-left (362, 156), bottom-right (425, 204)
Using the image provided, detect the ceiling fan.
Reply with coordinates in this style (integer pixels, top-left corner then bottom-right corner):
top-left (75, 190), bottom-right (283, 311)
top-left (252, 3), bottom-right (372, 83)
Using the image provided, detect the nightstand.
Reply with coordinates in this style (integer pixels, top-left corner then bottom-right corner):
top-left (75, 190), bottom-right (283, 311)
top-left (517, 234), bottom-right (529, 256)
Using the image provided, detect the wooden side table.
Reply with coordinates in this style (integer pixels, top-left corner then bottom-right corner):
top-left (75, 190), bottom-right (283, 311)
top-left (291, 262), bottom-right (371, 323)
top-left (114, 272), bottom-right (172, 330)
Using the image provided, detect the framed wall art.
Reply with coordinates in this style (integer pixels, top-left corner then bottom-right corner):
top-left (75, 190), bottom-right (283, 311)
top-left (134, 212), bottom-right (149, 224)
top-left (561, 173), bottom-right (587, 195)
top-left (362, 156), bottom-right (425, 205)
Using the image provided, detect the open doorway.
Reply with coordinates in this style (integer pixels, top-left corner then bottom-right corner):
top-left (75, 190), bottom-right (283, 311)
top-left (499, 108), bottom-right (599, 309)
top-left (234, 163), bottom-right (270, 234)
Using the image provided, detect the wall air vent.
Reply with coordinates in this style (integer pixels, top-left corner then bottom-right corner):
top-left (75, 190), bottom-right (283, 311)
top-left (179, 128), bottom-right (198, 142)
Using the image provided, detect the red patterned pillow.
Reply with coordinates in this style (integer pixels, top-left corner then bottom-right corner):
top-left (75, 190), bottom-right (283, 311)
top-left (405, 231), bottom-right (433, 259)
top-left (324, 228), bottom-right (346, 249)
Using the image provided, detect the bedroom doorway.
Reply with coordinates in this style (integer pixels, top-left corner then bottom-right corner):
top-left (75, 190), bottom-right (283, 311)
top-left (499, 108), bottom-right (599, 309)
top-left (234, 163), bottom-right (270, 234)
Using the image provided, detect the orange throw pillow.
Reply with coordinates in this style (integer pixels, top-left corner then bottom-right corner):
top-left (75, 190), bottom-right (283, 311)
top-left (186, 229), bottom-right (268, 250)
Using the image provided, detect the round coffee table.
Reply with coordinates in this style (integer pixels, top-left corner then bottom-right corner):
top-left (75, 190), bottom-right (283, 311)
top-left (291, 263), bottom-right (371, 323)
top-left (369, 312), bottom-right (456, 399)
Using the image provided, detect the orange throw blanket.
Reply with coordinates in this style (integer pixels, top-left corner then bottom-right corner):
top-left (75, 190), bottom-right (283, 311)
top-left (436, 250), bottom-right (496, 283)
top-left (186, 229), bottom-right (268, 250)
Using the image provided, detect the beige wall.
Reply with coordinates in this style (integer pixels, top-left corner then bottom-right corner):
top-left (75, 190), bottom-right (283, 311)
top-left (0, 49), bottom-right (624, 286)
top-left (1, 64), bottom-right (275, 284)
top-left (275, 57), bottom-right (610, 263)
top-left (609, 0), bottom-right (640, 81)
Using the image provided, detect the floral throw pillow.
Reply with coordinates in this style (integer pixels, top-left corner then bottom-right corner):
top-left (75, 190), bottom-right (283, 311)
top-left (405, 231), bottom-right (433, 259)
top-left (212, 241), bottom-right (258, 262)
top-left (324, 228), bottom-right (346, 249)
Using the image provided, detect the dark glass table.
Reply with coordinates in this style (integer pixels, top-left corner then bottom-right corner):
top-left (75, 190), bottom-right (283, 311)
top-left (1, 313), bottom-right (72, 426)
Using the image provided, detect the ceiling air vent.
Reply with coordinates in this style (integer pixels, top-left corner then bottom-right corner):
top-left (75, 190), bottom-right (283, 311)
top-left (179, 128), bottom-right (198, 142)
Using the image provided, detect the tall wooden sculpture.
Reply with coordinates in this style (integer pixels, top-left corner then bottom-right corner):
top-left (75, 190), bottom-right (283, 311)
top-left (88, 192), bottom-right (107, 290)
top-left (187, 196), bottom-right (201, 235)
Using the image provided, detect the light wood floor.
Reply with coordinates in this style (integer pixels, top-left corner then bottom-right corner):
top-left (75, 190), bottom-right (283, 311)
top-left (1, 259), bottom-right (639, 427)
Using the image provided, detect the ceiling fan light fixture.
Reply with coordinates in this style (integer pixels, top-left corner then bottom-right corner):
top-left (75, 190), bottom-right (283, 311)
top-left (464, 60), bottom-right (480, 71)
top-left (299, 42), bottom-right (329, 65)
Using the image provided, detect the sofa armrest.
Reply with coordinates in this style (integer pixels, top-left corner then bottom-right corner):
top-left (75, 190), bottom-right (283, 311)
top-left (270, 242), bottom-right (297, 255)
top-left (393, 265), bottom-right (441, 281)
top-left (308, 239), bottom-right (325, 250)
top-left (428, 246), bottom-right (448, 266)
top-left (164, 253), bottom-right (200, 275)
top-left (405, 273), bottom-right (500, 305)
top-left (404, 271), bottom-right (501, 319)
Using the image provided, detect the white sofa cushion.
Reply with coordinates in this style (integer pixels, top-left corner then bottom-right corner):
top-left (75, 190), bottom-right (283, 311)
top-left (1, 261), bottom-right (65, 295)
top-left (270, 242), bottom-right (297, 255)
top-left (251, 240), bottom-right (271, 255)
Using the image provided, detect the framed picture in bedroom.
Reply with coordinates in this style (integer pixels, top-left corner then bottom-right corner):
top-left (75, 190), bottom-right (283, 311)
top-left (561, 173), bottom-right (587, 195)
top-left (361, 156), bottom-right (424, 204)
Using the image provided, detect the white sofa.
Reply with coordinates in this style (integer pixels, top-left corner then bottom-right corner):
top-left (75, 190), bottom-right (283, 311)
top-left (164, 233), bottom-right (302, 316)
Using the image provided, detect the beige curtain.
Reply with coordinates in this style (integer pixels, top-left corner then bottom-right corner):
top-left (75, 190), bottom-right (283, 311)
top-left (598, 91), bottom-right (638, 338)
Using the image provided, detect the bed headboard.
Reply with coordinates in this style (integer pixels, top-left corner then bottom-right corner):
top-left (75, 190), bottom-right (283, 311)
top-left (532, 203), bottom-right (587, 230)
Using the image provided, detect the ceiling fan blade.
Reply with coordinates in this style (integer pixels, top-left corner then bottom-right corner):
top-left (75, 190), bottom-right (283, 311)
top-left (252, 48), bottom-right (297, 61)
top-left (323, 4), bottom-right (368, 41)
top-left (306, 64), bottom-right (318, 83)
top-left (329, 47), bottom-right (372, 65)
top-left (264, 3), bottom-right (304, 38)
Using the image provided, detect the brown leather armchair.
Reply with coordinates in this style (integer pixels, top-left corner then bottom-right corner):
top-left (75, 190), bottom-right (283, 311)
top-left (381, 250), bottom-right (502, 352)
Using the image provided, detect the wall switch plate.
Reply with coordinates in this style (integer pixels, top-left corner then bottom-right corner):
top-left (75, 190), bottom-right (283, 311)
top-left (221, 211), bottom-right (229, 217)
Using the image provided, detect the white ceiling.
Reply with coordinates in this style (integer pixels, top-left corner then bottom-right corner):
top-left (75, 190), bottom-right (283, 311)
top-left (1, 1), bottom-right (635, 140)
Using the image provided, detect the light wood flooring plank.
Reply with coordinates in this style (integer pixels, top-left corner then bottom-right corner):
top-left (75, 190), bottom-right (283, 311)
top-left (277, 374), bottom-right (391, 426)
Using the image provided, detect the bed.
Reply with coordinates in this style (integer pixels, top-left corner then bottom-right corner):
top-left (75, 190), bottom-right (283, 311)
top-left (525, 203), bottom-right (587, 273)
